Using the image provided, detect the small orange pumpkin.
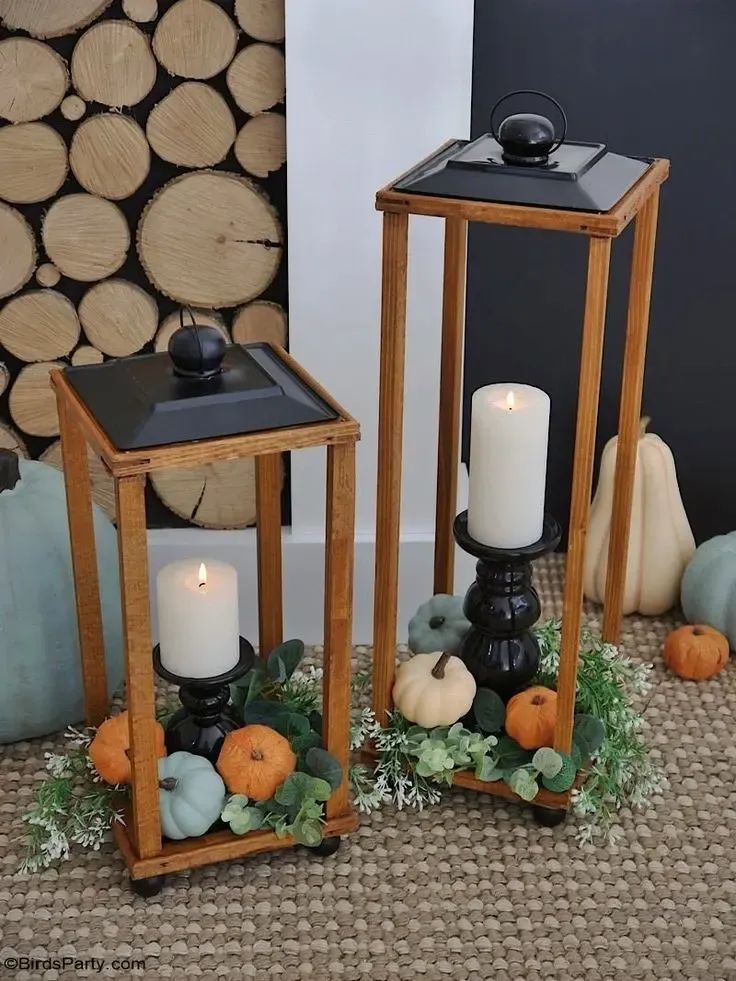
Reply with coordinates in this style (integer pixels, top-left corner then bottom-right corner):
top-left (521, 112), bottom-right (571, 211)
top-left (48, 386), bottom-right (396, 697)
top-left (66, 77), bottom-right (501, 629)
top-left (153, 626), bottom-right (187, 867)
top-left (505, 686), bottom-right (558, 750)
top-left (663, 624), bottom-right (729, 680)
top-left (216, 724), bottom-right (297, 800)
top-left (88, 711), bottom-right (167, 785)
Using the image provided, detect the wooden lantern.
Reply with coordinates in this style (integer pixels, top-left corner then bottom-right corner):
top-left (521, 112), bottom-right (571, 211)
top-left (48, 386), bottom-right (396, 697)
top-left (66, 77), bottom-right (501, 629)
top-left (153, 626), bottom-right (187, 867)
top-left (51, 344), bottom-right (359, 890)
top-left (370, 126), bottom-right (669, 821)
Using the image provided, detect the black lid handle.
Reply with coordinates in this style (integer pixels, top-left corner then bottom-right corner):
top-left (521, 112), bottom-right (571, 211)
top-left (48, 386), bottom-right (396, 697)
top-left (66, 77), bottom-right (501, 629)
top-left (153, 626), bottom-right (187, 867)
top-left (490, 89), bottom-right (568, 156)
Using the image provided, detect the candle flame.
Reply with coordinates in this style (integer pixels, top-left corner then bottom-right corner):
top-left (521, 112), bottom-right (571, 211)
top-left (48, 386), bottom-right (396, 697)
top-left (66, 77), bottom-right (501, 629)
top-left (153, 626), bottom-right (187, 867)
top-left (506, 390), bottom-right (515, 411)
top-left (198, 562), bottom-right (207, 589)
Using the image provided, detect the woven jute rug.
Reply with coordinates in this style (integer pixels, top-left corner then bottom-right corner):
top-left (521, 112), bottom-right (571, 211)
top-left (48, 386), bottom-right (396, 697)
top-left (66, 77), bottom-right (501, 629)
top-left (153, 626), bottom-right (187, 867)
top-left (1, 557), bottom-right (734, 980)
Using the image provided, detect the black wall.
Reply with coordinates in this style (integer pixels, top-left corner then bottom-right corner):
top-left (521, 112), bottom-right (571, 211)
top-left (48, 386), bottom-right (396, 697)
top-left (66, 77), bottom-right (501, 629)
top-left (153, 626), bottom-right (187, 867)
top-left (467, 0), bottom-right (736, 545)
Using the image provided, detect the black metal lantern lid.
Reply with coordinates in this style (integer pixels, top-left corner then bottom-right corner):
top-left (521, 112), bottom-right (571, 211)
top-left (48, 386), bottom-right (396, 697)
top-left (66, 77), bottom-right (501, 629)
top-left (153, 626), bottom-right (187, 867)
top-left (393, 90), bottom-right (651, 213)
top-left (64, 314), bottom-right (338, 450)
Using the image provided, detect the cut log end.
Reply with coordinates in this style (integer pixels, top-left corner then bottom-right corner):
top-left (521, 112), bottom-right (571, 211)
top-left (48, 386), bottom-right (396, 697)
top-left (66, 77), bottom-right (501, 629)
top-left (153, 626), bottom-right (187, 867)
top-left (0, 290), bottom-right (80, 362)
top-left (153, 0), bottom-right (238, 80)
top-left (138, 170), bottom-right (282, 308)
top-left (0, 205), bottom-right (36, 301)
top-left (0, 122), bottom-right (68, 205)
top-left (0, 38), bottom-right (68, 123)
top-left (226, 43), bottom-right (285, 115)
top-left (70, 344), bottom-right (104, 366)
top-left (0, 1), bottom-right (114, 39)
top-left (79, 279), bottom-right (158, 357)
top-left (146, 82), bottom-right (236, 169)
top-left (71, 20), bottom-right (157, 107)
top-left (42, 193), bottom-right (130, 282)
top-left (36, 263), bottom-right (62, 288)
top-left (70, 113), bottom-right (150, 200)
top-left (0, 421), bottom-right (28, 458)
top-left (0, 364), bottom-right (10, 399)
top-left (9, 361), bottom-right (64, 438)
top-left (151, 457), bottom-right (262, 528)
top-left (122, 0), bottom-right (158, 23)
top-left (61, 94), bottom-right (87, 120)
top-left (234, 112), bottom-right (286, 178)
top-left (231, 300), bottom-right (287, 348)
top-left (234, 0), bottom-right (285, 43)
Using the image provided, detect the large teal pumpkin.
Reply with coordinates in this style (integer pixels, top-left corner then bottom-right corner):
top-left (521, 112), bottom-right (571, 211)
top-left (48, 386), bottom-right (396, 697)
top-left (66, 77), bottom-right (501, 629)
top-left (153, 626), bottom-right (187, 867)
top-left (0, 451), bottom-right (123, 743)
top-left (158, 752), bottom-right (226, 840)
top-left (681, 532), bottom-right (736, 648)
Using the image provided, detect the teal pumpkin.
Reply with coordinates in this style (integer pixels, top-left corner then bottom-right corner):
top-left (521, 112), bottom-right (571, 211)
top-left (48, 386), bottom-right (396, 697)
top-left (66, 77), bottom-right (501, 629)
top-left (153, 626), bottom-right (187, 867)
top-left (0, 451), bottom-right (123, 743)
top-left (158, 752), bottom-right (226, 840)
top-left (408, 594), bottom-right (470, 654)
top-left (681, 532), bottom-right (736, 648)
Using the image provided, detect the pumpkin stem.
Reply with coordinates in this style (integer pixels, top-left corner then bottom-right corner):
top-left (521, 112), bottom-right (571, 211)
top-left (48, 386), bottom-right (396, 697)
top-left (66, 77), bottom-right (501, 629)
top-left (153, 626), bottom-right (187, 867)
top-left (251, 749), bottom-right (264, 761)
top-left (159, 778), bottom-right (178, 792)
top-left (639, 416), bottom-right (651, 438)
top-left (0, 450), bottom-right (20, 492)
top-left (428, 615), bottom-right (446, 630)
top-left (692, 626), bottom-right (704, 636)
top-left (431, 652), bottom-right (452, 679)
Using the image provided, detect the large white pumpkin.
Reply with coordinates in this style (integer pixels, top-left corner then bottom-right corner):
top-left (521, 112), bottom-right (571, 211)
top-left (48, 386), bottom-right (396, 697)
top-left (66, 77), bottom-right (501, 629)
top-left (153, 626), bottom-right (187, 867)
top-left (584, 420), bottom-right (695, 616)
top-left (0, 452), bottom-right (123, 743)
top-left (392, 652), bottom-right (476, 728)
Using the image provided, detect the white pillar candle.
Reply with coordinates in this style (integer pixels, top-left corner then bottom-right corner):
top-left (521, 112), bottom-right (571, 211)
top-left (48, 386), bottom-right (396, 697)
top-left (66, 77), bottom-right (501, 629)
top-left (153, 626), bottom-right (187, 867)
top-left (157, 559), bottom-right (240, 678)
top-left (467, 383), bottom-right (550, 549)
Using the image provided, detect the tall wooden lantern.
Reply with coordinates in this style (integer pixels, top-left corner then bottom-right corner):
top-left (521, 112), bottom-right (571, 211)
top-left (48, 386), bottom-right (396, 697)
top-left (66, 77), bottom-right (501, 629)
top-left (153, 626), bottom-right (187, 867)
top-left (52, 327), bottom-right (359, 892)
top-left (371, 91), bottom-right (669, 820)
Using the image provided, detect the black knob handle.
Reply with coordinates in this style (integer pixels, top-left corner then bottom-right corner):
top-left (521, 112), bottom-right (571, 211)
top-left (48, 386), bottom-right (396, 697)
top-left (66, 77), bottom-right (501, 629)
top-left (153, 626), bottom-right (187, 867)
top-left (490, 89), bottom-right (567, 166)
top-left (168, 308), bottom-right (226, 379)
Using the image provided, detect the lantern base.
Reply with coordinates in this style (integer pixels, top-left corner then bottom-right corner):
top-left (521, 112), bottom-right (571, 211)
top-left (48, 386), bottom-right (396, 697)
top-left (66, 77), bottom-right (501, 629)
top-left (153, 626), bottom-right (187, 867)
top-left (453, 512), bottom-right (561, 700)
top-left (153, 638), bottom-right (255, 765)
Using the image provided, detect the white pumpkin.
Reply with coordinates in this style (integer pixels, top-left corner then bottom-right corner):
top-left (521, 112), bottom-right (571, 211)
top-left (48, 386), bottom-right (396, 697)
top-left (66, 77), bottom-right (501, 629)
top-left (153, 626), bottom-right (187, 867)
top-left (392, 652), bottom-right (476, 728)
top-left (584, 418), bottom-right (695, 615)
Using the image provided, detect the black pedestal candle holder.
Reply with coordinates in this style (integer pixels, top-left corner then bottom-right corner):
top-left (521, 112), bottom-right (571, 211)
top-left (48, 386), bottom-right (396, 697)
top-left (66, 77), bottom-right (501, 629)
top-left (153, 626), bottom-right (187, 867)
top-left (453, 511), bottom-right (561, 700)
top-left (153, 638), bottom-right (255, 764)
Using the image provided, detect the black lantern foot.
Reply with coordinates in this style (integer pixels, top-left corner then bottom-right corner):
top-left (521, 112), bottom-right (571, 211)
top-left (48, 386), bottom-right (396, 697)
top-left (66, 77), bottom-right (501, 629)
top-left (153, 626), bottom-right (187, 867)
top-left (453, 512), bottom-right (561, 701)
top-left (153, 638), bottom-right (255, 765)
top-left (131, 875), bottom-right (166, 898)
top-left (306, 836), bottom-right (341, 858)
top-left (533, 806), bottom-right (568, 828)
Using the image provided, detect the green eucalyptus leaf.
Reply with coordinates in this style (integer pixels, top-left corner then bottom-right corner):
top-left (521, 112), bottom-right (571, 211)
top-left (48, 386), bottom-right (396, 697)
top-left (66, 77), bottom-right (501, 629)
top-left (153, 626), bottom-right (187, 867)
top-left (267, 640), bottom-right (305, 682)
top-left (532, 747), bottom-right (563, 780)
top-left (221, 795), bottom-right (250, 823)
top-left (429, 726), bottom-right (450, 742)
top-left (495, 736), bottom-right (534, 771)
top-left (507, 768), bottom-right (539, 802)
top-left (291, 731), bottom-right (322, 755)
top-left (573, 714), bottom-right (606, 759)
top-left (308, 711), bottom-right (323, 736)
top-left (243, 699), bottom-right (290, 725)
top-left (229, 807), bottom-right (264, 836)
top-left (304, 748), bottom-right (343, 790)
top-left (292, 818), bottom-right (323, 847)
top-left (475, 756), bottom-right (504, 782)
top-left (472, 688), bottom-right (506, 733)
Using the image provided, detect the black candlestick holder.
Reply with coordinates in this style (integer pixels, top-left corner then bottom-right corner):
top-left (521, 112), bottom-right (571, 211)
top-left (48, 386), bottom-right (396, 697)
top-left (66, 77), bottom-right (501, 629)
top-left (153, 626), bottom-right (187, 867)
top-left (153, 638), bottom-right (255, 764)
top-left (452, 511), bottom-right (561, 700)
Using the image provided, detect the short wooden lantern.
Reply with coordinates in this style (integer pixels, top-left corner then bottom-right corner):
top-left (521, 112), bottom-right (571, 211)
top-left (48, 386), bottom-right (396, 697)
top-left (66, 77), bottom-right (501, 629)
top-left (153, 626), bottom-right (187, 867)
top-left (370, 103), bottom-right (669, 820)
top-left (51, 341), bottom-right (360, 888)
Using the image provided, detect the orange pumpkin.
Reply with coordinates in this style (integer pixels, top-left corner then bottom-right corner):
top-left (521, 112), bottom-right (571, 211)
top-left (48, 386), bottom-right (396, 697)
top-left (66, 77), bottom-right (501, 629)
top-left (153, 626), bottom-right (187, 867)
top-left (505, 686), bottom-right (558, 750)
top-left (216, 724), bottom-right (297, 800)
top-left (663, 624), bottom-right (729, 680)
top-left (88, 711), bottom-right (167, 785)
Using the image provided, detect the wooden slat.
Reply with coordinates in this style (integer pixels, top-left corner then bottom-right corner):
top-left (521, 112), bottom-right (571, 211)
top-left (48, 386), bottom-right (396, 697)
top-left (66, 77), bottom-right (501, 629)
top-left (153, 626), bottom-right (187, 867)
top-left (376, 159), bottom-right (669, 238)
top-left (554, 237), bottom-right (612, 754)
top-left (602, 189), bottom-right (661, 643)
top-left (433, 217), bottom-right (467, 594)
top-left (372, 211), bottom-right (409, 726)
top-left (115, 475), bottom-right (162, 859)
top-left (114, 811), bottom-right (359, 879)
top-left (255, 452), bottom-right (283, 657)
top-left (49, 344), bottom-right (359, 477)
top-left (323, 441), bottom-right (356, 819)
top-left (57, 393), bottom-right (109, 726)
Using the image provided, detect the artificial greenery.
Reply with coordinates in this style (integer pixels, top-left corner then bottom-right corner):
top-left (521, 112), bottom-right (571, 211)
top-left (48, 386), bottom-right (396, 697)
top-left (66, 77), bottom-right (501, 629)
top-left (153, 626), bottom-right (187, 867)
top-left (535, 619), bottom-right (664, 843)
top-left (221, 770), bottom-right (336, 847)
top-left (19, 727), bottom-right (125, 874)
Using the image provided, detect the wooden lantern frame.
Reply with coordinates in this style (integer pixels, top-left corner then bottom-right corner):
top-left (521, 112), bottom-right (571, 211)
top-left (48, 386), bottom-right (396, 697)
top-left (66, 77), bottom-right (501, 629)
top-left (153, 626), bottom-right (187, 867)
top-left (51, 346), bottom-right (360, 883)
top-left (371, 150), bottom-right (669, 815)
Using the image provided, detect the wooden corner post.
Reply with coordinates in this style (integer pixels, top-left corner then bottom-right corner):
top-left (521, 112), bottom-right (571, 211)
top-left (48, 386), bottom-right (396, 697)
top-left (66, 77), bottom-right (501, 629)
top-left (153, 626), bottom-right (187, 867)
top-left (255, 451), bottom-right (284, 657)
top-left (433, 217), bottom-right (468, 595)
top-left (554, 236), bottom-right (612, 755)
top-left (372, 210), bottom-right (409, 725)
top-left (602, 188), bottom-right (661, 644)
